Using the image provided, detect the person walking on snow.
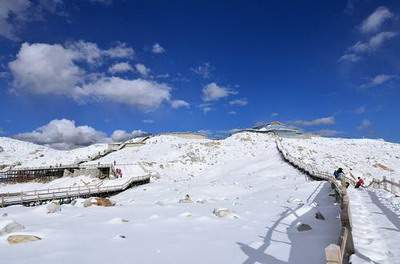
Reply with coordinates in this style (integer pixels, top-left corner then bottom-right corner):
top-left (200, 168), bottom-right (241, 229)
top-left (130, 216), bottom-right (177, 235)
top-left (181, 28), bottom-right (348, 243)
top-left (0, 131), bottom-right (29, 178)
top-left (355, 177), bottom-right (364, 188)
top-left (334, 168), bottom-right (344, 180)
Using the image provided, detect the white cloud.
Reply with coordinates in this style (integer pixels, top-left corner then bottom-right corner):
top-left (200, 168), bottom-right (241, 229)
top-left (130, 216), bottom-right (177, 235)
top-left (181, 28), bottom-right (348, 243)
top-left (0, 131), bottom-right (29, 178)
top-left (354, 106), bottom-right (366, 114)
top-left (76, 77), bottom-right (171, 111)
top-left (229, 98), bottom-right (248, 106)
top-left (360, 6), bottom-right (393, 34)
top-left (135, 63), bottom-right (150, 76)
top-left (9, 42), bottom-right (174, 111)
top-left (152, 43), bottom-right (165, 54)
top-left (111, 129), bottom-right (147, 142)
top-left (9, 42), bottom-right (84, 94)
top-left (0, 0), bottom-right (32, 40)
top-left (340, 31), bottom-right (397, 62)
top-left (292, 116), bottom-right (336, 127)
top-left (228, 111), bottom-right (236, 115)
top-left (361, 74), bottom-right (397, 88)
top-left (315, 129), bottom-right (342, 137)
top-left (171, 99), bottom-right (190, 109)
top-left (339, 53), bottom-right (361, 62)
top-left (202, 82), bottom-right (236, 102)
top-left (358, 119), bottom-right (372, 130)
top-left (108, 62), bottom-right (133, 74)
top-left (191, 62), bottom-right (214, 79)
top-left (14, 118), bottom-right (108, 149)
top-left (142, 119), bottom-right (154, 124)
top-left (104, 42), bottom-right (134, 58)
top-left (271, 112), bottom-right (279, 118)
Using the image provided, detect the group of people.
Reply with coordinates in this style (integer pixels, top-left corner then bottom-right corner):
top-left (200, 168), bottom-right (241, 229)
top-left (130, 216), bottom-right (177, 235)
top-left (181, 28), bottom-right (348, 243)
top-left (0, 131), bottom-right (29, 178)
top-left (333, 167), bottom-right (364, 188)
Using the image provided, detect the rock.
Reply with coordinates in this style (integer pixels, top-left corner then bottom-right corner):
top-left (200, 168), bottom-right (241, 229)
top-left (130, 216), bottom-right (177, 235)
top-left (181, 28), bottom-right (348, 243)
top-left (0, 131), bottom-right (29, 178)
top-left (315, 211), bottom-right (325, 220)
top-left (0, 220), bottom-right (25, 236)
top-left (7, 234), bottom-right (41, 245)
top-left (46, 202), bottom-right (61, 214)
top-left (179, 194), bottom-right (193, 203)
top-left (83, 198), bottom-right (94, 207)
top-left (213, 208), bottom-right (239, 219)
top-left (297, 223), bottom-right (312, 232)
top-left (95, 197), bottom-right (115, 207)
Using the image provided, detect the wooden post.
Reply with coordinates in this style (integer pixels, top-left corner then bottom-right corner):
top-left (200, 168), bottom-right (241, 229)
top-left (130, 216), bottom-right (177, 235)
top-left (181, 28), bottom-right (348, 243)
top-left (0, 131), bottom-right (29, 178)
top-left (383, 176), bottom-right (387, 191)
top-left (325, 244), bottom-right (342, 264)
top-left (390, 177), bottom-right (395, 194)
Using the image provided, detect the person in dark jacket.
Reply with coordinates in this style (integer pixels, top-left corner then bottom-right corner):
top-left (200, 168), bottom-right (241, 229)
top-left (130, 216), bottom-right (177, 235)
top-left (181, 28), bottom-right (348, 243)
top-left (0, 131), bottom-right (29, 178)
top-left (334, 168), bottom-right (344, 180)
top-left (355, 177), bottom-right (364, 188)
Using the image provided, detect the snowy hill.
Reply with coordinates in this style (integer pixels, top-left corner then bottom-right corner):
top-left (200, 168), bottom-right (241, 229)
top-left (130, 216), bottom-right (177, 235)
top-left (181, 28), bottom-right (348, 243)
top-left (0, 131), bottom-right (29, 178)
top-left (1, 132), bottom-right (399, 263)
top-left (0, 132), bottom-right (341, 264)
top-left (0, 137), bottom-right (109, 169)
top-left (280, 136), bottom-right (400, 182)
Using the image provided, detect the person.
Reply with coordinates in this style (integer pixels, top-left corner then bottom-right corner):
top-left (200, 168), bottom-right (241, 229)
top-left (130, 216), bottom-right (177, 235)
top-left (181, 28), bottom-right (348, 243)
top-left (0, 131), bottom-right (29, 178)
top-left (355, 177), bottom-right (364, 188)
top-left (334, 168), bottom-right (344, 180)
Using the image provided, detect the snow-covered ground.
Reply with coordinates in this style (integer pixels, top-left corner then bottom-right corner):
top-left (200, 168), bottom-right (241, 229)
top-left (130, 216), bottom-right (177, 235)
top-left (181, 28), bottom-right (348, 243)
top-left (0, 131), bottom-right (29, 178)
top-left (0, 133), bottom-right (341, 263)
top-left (0, 137), bottom-right (109, 169)
top-left (280, 136), bottom-right (400, 182)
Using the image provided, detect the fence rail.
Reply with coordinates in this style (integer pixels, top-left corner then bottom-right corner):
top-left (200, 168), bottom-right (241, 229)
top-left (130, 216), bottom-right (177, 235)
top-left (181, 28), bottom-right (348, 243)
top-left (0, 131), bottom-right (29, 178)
top-left (275, 137), bottom-right (354, 264)
top-left (0, 175), bottom-right (150, 207)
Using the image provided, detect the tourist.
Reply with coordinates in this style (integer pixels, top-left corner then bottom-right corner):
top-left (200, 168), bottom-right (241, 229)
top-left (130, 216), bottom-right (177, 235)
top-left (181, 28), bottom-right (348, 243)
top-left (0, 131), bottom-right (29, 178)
top-left (355, 177), bottom-right (364, 188)
top-left (334, 168), bottom-right (344, 180)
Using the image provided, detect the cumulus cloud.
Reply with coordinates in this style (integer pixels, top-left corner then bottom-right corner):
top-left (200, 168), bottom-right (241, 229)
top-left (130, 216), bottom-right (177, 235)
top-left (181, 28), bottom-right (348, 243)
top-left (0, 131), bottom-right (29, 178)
top-left (229, 98), bottom-right (248, 106)
top-left (360, 6), bottom-right (393, 34)
top-left (202, 82), bottom-right (236, 102)
top-left (14, 119), bottom-right (108, 149)
top-left (111, 129), bottom-right (147, 142)
top-left (108, 62), bottom-right (133, 74)
top-left (9, 42), bottom-right (174, 111)
top-left (191, 62), bottom-right (214, 79)
top-left (9, 42), bottom-right (84, 94)
top-left (152, 43), bottom-right (165, 54)
top-left (292, 116), bottom-right (336, 127)
top-left (75, 77), bottom-right (171, 111)
top-left (135, 63), bottom-right (150, 76)
top-left (171, 99), bottom-right (190, 109)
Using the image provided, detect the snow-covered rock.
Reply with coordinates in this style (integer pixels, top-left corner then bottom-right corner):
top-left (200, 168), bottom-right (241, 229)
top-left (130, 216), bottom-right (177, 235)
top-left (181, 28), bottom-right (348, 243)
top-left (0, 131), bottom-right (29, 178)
top-left (46, 202), bottom-right (61, 214)
top-left (0, 220), bottom-right (25, 236)
top-left (7, 234), bottom-right (41, 244)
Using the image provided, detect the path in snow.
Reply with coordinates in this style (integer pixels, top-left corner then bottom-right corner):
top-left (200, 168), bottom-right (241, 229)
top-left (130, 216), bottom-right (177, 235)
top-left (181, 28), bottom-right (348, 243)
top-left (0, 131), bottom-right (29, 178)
top-left (348, 188), bottom-right (400, 264)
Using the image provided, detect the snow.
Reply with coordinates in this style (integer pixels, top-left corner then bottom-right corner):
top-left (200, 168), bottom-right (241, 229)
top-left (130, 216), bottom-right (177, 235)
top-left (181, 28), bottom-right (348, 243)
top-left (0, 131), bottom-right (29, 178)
top-left (0, 137), bottom-right (109, 169)
top-left (0, 132), bottom-right (341, 263)
top-left (280, 136), bottom-right (400, 182)
top-left (349, 188), bottom-right (400, 264)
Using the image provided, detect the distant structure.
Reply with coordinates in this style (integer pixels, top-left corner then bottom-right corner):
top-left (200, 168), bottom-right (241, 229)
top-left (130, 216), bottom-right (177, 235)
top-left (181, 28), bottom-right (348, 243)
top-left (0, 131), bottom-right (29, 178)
top-left (238, 121), bottom-right (302, 137)
top-left (159, 132), bottom-right (208, 140)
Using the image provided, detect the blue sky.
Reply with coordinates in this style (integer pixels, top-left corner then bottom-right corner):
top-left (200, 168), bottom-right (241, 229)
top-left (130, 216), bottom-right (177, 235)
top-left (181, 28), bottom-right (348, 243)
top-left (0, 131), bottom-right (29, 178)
top-left (0, 0), bottom-right (399, 147)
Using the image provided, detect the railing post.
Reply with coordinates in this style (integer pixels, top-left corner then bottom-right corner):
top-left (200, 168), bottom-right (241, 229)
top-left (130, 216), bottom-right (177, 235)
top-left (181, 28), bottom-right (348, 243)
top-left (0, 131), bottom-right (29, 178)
top-left (383, 176), bottom-right (387, 191)
top-left (325, 244), bottom-right (342, 264)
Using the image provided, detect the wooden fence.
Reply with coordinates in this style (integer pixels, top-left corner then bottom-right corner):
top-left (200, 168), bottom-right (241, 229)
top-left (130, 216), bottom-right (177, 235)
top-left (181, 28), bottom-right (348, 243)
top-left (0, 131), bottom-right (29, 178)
top-left (368, 176), bottom-right (400, 197)
top-left (276, 138), bottom-right (354, 264)
top-left (0, 175), bottom-right (150, 207)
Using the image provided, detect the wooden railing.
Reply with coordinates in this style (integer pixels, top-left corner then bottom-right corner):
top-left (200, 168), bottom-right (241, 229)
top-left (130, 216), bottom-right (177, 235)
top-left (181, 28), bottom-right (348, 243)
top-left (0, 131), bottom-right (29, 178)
top-left (368, 176), bottom-right (400, 197)
top-left (276, 138), bottom-right (354, 264)
top-left (0, 175), bottom-right (150, 207)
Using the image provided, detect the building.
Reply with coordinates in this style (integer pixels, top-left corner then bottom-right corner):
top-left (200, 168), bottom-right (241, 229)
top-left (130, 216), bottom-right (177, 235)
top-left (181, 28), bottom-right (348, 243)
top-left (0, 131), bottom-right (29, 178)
top-left (240, 121), bottom-right (302, 137)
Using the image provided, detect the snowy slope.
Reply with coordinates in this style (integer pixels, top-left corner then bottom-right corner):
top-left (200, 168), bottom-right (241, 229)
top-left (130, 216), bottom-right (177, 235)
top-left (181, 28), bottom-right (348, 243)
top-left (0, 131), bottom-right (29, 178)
top-left (280, 136), bottom-right (400, 182)
top-left (0, 132), bottom-right (341, 264)
top-left (0, 137), bottom-right (109, 169)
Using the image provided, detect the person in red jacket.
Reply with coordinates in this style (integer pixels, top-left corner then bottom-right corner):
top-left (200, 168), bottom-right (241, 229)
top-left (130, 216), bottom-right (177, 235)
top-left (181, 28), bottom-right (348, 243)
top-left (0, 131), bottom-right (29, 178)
top-left (355, 177), bottom-right (364, 188)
